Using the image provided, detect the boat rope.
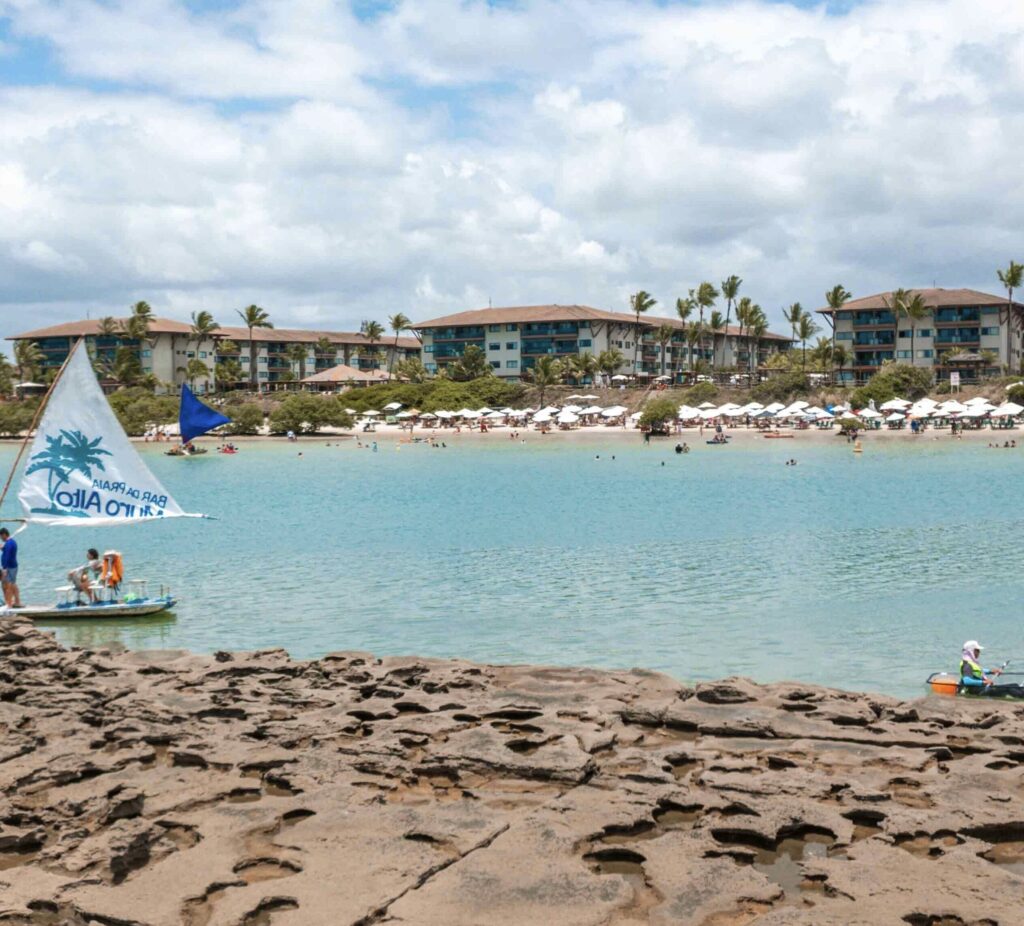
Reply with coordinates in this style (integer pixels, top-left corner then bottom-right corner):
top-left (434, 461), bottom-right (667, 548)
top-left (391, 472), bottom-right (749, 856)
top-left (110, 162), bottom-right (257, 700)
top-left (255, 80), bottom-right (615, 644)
top-left (0, 338), bottom-right (83, 521)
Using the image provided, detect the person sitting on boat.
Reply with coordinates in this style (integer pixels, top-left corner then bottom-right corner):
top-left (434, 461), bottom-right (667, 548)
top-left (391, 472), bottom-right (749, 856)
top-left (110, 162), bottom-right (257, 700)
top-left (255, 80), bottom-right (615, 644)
top-left (960, 641), bottom-right (1001, 690)
top-left (100, 550), bottom-right (125, 596)
top-left (68, 548), bottom-right (102, 604)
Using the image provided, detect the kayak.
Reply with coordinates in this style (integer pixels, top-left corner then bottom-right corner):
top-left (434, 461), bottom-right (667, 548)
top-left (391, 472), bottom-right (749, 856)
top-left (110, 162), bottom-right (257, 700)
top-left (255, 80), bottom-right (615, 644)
top-left (926, 672), bottom-right (1024, 700)
top-left (706, 440), bottom-right (729, 446)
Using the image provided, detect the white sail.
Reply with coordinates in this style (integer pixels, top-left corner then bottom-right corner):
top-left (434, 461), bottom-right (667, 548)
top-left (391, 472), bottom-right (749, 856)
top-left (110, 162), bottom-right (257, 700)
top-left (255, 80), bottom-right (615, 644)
top-left (18, 344), bottom-right (203, 526)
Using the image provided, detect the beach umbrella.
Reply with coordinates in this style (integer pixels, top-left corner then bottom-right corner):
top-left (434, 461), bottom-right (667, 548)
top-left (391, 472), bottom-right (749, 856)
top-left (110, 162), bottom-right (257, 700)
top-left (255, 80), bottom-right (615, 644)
top-left (880, 398), bottom-right (910, 410)
top-left (477, 407), bottom-right (495, 414)
top-left (581, 394), bottom-right (599, 400)
top-left (532, 410), bottom-right (553, 422)
top-left (654, 375), bottom-right (671, 382)
top-left (383, 401), bottom-right (403, 411)
top-left (563, 404), bottom-right (583, 413)
top-left (566, 394), bottom-right (586, 400)
top-left (992, 401), bottom-right (1024, 416)
top-left (557, 411), bottom-right (580, 423)
top-left (486, 411), bottom-right (505, 419)
top-left (418, 412), bottom-right (437, 419)
top-left (763, 402), bottom-right (786, 413)
top-left (435, 411), bottom-right (453, 419)
top-left (964, 396), bottom-right (991, 406)
top-left (580, 405), bottom-right (604, 415)
top-left (611, 374), bottom-right (629, 382)
top-left (677, 405), bottom-right (700, 418)
top-left (938, 400), bottom-right (967, 414)
top-left (815, 410), bottom-right (835, 420)
top-left (698, 401), bottom-right (717, 409)
top-left (885, 412), bottom-right (906, 422)
top-left (601, 406), bottom-right (627, 417)
top-left (395, 411), bottom-right (413, 419)
top-left (629, 411), bottom-right (643, 421)
top-left (699, 408), bottom-right (720, 420)
top-left (858, 408), bottom-right (882, 419)
top-left (364, 409), bottom-right (381, 416)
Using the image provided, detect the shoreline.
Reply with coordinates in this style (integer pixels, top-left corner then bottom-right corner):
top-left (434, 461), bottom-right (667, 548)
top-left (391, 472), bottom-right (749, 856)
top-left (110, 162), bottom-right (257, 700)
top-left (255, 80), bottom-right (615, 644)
top-left (3, 619), bottom-right (1023, 923)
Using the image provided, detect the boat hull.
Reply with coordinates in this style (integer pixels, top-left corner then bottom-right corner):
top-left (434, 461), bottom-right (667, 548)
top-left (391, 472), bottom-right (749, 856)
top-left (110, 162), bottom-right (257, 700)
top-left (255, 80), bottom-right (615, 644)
top-left (7, 597), bottom-right (177, 620)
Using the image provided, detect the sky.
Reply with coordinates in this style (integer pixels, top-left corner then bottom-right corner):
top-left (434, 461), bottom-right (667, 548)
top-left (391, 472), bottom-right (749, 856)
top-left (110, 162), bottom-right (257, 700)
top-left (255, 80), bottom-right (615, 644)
top-left (1, 0), bottom-right (1023, 346)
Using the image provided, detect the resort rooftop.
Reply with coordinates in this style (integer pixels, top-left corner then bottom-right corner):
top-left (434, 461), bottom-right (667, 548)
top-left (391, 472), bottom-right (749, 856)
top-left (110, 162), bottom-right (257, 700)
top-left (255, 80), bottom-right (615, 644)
top-left (816, 288), bottom-right (1023, 314)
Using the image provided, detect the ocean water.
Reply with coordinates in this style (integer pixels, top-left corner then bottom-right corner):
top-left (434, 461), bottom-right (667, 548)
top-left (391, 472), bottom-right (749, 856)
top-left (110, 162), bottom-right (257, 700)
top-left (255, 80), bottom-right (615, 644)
top-left (1, 434), bottom-right (1021, 699)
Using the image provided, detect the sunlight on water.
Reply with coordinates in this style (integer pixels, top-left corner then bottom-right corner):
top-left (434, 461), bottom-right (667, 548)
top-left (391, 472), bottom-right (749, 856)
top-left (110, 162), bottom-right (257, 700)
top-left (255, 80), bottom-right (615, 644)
top-left (1, 435), bottom-right (1020, 698)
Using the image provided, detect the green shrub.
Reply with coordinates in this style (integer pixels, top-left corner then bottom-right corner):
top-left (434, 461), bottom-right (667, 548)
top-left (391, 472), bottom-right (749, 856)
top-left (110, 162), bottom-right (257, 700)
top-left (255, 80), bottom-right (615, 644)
top-left (1007, 384), bottom-right (1024, 404)
top-left (268, 395), bottom-right (354, 434)
top-left (750, 371), bottom-right (810, 404)
top-left (682, 382), bottom-right (718, 404)
top-left (106, 389), bottom-right (178, 436)
top-left (225, 404), bottom-right (264, 435)
top-left (850, 363), bottom-right (932, 408)
top-left (639, 397), bottom-right (678, 430)
top-left (0, 401), bottom-right (38, 437)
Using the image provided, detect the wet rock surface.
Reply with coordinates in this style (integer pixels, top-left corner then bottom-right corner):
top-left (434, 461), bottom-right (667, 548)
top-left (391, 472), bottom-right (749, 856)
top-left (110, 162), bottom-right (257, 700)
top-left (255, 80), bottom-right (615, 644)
top-left (1, 619), bottom-right (1024, 924)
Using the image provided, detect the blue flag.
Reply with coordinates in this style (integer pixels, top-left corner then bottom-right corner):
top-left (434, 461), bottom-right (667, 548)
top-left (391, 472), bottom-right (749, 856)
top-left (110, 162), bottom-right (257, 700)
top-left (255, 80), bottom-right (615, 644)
top-left (179, 385), bottom-right (231, 444)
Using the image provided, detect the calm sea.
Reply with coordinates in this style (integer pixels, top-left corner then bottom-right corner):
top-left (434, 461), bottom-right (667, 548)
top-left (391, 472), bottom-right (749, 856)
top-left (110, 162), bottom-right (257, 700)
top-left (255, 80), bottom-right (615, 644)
top-left (1, 435), bottom-right (1020, 698)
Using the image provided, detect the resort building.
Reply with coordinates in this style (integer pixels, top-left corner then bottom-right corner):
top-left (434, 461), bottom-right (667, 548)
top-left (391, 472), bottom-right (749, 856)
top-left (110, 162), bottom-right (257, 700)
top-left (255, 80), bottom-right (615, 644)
top-left (413, 304), bottom-right (792, 381)
top-left (7, 318), bottom-right (421, 393)
top-left (818, 288), bottom-right (1024, 384)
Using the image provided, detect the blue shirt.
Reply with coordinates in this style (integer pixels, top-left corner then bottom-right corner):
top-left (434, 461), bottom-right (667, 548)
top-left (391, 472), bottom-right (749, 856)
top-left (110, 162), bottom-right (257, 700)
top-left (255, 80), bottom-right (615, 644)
top-left (1, 538), bottom-right (17, 570)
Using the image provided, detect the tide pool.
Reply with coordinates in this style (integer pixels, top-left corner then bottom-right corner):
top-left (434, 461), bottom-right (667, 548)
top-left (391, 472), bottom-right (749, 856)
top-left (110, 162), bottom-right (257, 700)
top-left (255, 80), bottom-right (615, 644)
top-left (1, 435), bottom-right (1020, 698)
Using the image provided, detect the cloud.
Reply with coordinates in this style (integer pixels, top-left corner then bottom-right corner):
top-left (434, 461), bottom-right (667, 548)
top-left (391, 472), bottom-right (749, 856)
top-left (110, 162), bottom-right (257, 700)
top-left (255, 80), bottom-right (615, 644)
top-left (1, 0), bottom-right (1024, 345)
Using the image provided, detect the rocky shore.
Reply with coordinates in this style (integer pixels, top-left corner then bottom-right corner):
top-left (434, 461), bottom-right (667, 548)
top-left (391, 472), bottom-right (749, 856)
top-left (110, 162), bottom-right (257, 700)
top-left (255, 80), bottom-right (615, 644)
top-left (1, 621), bottom-right (1023, 925)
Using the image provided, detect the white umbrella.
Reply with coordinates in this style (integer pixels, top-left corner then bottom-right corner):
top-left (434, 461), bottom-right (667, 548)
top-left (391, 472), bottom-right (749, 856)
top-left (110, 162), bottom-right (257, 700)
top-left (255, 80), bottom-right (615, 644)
top-left (880, 398), bottom-right (910, 410)
top-left (345, 407), bottom-right (358, 414)
top-left (963, 406), bottom-right (992, 418)
top-left (15, 381), bottom-right (46, 389)
top-left (563, 404), bottom-right (583, 413)
top-left (507, 409), bottom-right (530, 418)
top-left (462, 410), bottom-right (482, 420)
top-left (611, 374), bottom-right (629, 382)
top-left (753, 408), bottom-right (777, 419)
top-left (764, 402), bottom-right (786, 413)
top-left (699, 408), bottom-right (720, 420)
top-left (383, 401), bottom-right (403, 411)
top-left (580, 394), bottom-right (599, 400)
top-left (628, 412), bottom-right (643, 421)
top-left (477, 406), bottom-right (495, 414)
top-left (885, 412), bottom-right (906, 422)
top-left (435, 411), bottom-right (454, 419)
top-left (815, 410), bottom-right (835, 420)
top-left (557, 411), bottom-right (580, 424)
top-left (418, 412), bottom-right (438, 419)
top-left (992, 401), bottom-right (1024, 416)
top-left (698, 401), bottom-right (717, 409)
top-left (580, 405), bottom-right (604, 415)
top-left (486, 411), bottom-right (505, 420)
top-left (364, 409), bottom-right (381, 416)
top-left (964, 396), bottom-right (991, 406)
top-left (938, 400), bottom-right (967, 414)
top-left (395, 411), bottom-right (413, 419)
top-left (601, 406), bottom-right (628, 417)
top-left (678, 405), bottom-right (701, 418)
top-left (654, 375), bottom-right (671, 382)
top-left (858, 408), bottom-right (882, 419)
top-left (566, 394), bottom-right (586, 400)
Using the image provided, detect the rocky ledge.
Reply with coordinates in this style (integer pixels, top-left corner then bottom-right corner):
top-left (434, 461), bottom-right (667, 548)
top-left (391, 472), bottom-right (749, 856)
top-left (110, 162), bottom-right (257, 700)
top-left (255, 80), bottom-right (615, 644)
top-left (1, 621), bottom-right (1023, 925)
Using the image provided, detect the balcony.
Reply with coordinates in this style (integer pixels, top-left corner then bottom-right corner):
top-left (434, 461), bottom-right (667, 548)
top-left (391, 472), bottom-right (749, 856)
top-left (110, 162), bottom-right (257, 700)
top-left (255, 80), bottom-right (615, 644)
top-left (853, 311), bottom-right (895, 326)
top-left (521, 339), bottom-right (578, 356)
top-left (522, 322), bottom-right (579, 337)
top-left (934, 307), bottom-right (980, 324)
top-left (935, 328), bottom-right (980, 346)
top-left (854, 333), bottom-right (895, 346)
top-left (432, 327), bottom-right (485, 341)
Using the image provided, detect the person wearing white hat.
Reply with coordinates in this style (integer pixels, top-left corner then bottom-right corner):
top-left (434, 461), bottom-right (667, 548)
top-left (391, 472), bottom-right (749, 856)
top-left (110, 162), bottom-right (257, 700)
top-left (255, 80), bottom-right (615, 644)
top-left (959, 641), bottom-right (1000, 691)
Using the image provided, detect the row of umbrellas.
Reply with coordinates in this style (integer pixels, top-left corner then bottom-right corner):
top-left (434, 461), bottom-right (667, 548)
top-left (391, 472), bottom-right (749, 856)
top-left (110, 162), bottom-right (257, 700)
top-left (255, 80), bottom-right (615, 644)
top-left (357, 402), bottom-right (631, 425)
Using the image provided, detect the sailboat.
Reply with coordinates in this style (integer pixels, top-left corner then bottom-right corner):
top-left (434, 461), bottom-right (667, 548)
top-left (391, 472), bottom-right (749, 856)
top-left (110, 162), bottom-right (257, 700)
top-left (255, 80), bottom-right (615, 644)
top-left (1, 340), bottom-right (209, 620)
top-left (165, 385), bottom-right (231, 456)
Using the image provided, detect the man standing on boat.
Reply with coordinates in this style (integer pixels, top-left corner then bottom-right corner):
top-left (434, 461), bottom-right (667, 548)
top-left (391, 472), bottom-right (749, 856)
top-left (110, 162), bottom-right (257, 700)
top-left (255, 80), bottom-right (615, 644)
top-left (0, 528), bottom-right (22, 609)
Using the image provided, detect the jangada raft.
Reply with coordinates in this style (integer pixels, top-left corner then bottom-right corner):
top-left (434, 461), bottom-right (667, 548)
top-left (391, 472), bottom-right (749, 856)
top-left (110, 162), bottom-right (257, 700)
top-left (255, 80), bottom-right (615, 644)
top-left (0, 340), bottom-right (212, 620)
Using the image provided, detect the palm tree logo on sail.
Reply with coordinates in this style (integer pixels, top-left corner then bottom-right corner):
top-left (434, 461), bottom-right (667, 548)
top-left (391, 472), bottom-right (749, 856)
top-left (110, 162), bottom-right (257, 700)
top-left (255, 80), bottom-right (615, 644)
top-left (25, 429), bottom-right (112, 516)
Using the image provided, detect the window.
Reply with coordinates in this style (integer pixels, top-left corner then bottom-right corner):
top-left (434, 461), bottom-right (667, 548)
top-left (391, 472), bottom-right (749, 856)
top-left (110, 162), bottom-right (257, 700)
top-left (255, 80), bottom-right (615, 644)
top-left (241, 356), bottom-right (249, 363)
top-left (918, 349), bottom-right (933, 358)
top-left (615, 341), bottom-right (623, 347)
top-left (488, 342), bottom-right (500, 351)
top-left (506, 360), bottom-right (518, 369)
top-left (259, 357), bottom-right (267, 364)
top-left (625, 341), bottom-right (632, 348)
top-left (896, 350), bottom-right (912, 359)
top-left (258, 372), bottom-right (268, 379)
top-left (506, 324), bottom-right (517, 332)
top-left (489, 324), bottom-right (500, 332)
top-left (898, 330), bottom-right (911, 338)
top-left (199, 351), bottom-right (207, 359)
top-left (490, 360), bottom-right (500, 369)
top-left (425, 362), bottom-right (437, 372)
top-left (423, 344), bottom-right (434, 353)
top-left (141, 349), bottom-right (152, 357)
top-left (918, 328), bottom-right (932, 337)
top-left (982, 326), bottom-right (999, 336)
top-left (506, 342), bottom-right (517, 350)
top-left (579, 339), bottom-right (592, 347)
top-left (837, 331), bottom-right (853, 340)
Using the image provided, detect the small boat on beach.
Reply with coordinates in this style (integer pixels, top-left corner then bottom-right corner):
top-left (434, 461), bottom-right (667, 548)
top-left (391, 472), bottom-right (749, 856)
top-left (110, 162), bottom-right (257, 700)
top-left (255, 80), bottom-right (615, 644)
top-left (763, 432), bottom-right (794, 439)
top-left (165, 386), bottom-right (230, 457)
top-left (926, 672), bottom-right (1024, 700)
top-left (9, 590), bottom-right (176, 621)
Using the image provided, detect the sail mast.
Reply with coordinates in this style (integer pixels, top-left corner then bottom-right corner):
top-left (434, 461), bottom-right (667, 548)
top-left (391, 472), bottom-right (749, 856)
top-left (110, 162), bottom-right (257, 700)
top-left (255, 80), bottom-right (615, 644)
top-left (0, 338), bottom-right (84, 520)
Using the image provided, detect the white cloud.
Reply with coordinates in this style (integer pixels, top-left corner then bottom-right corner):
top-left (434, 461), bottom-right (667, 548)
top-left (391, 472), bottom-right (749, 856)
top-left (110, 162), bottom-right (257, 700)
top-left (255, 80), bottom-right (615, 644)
top-left (2, 0), bottom-right (1024, 343)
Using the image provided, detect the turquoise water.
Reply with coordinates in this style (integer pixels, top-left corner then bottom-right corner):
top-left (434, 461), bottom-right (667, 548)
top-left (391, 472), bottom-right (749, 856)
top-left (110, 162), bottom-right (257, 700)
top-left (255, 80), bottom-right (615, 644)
top-left (1, 435), bottom-right (1021, 698)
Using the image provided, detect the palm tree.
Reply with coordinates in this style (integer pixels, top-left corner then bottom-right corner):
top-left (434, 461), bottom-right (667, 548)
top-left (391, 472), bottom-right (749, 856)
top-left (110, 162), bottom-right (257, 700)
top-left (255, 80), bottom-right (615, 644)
top-left (832, 344), bottom-right (851, 384)
top-left (236, 305), bottom-right (272, 391)
top-left (695, 282), bottom-right (718, 366)
top-left (177, 358), bottom-right (210, 391)
top-left (13, 340), bottom-right (44, 384)
top-left (708, 310), bottom-right (726, 370)
top-left (685, 321), bottom-right (703, 374)
top-left (810, 337), bottom-right (832, 372)
top-left (395, 357), bottom-right (429, 383)
top-left (215, 359), bottom-right (243, 390)
top-left (735, 297), bottom-right (752, 371)
top-left (360, 321), bottom-right (385, 370)
top-left (884, 288), bottom-right (910, 362)
top-left (285, 343), bottom-right (309, 384)
top-left (629, 290), bottom-right (657, 374)
top-left (783, 303), bottom-right (804, 346)
top-left (597, 348), bottom-right (625, 384)
top-left (654, 324), bottom-right (674, 377)
top-left (571, 352), bottom-right (599, 385)
top-left (528, 355), bottom-right (563, 406)
top-left (797, 313), bottom-right (819, 371)
top-left (315, 336), bottom-right (335, 368)
top-left (720, 275), bottom-right (741, 366)
top-left (120, 301), bottom-right (154, 343)
top-left (97, 316), bottom-right (119, 338)
top-left (748, 308), bottom-right (768, 378)
top-left (997, 261), bottom-right (1023, 372)
top-left (904, 293), bottom-right (929, 367)
top-left (824, 285), bottom-right (852, 383)
top-left (388, 313), bottom-right (412, 376)
top-left (0, 354), bottom-right (13, 397)
top-left (189, 310), bottom-right (219, 349)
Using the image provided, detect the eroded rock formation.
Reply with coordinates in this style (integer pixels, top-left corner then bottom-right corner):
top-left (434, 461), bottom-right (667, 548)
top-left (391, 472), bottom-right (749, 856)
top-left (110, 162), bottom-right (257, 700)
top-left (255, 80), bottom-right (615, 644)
top-left (1, 619), bottom-right (1023, 924)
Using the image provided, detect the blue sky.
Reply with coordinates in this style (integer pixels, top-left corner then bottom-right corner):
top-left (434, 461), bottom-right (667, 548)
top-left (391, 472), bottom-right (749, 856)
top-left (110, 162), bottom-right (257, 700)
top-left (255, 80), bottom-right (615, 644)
top-left (0, 0), bottom-right (1020, 344)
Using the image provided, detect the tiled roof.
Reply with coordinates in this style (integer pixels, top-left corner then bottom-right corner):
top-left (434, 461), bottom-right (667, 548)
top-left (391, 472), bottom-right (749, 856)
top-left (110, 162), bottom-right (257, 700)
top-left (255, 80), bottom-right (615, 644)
top-left (413, 305), bottom-right (791, 341)
top-left (817, 288), bottom-right (1023, 314)
top-left (301, 364), bottom-right (391, 383)
top-left (7, 317), bottom-right (420, 349)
